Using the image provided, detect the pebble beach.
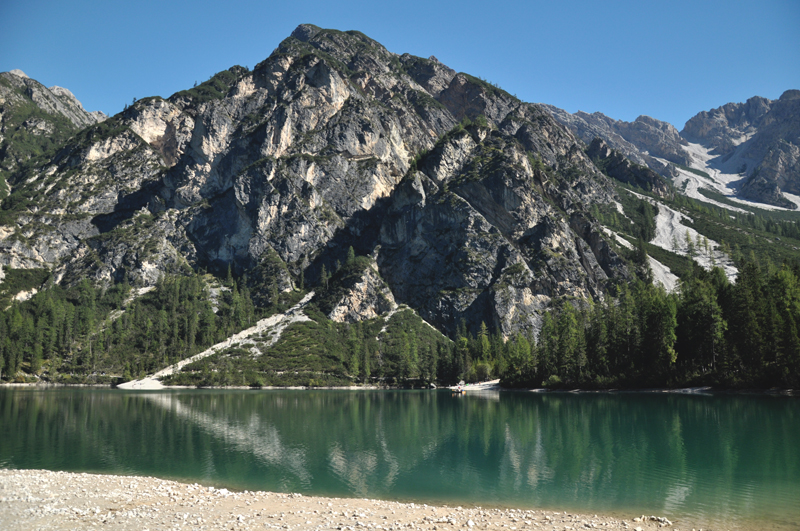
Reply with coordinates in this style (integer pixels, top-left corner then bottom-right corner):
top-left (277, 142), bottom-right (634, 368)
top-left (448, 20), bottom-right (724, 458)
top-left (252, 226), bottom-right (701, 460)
top-left (0, 469), bottom-right (752, 531)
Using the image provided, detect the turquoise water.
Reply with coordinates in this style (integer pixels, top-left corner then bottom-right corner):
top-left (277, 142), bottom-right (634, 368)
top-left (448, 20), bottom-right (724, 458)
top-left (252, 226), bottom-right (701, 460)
top-left (1, 388), bottom-right (798, 529)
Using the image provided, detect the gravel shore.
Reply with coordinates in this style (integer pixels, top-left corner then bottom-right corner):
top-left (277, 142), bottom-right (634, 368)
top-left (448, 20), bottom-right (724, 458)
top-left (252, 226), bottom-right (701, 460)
top-left (2, 469), bottom-right (757, 531)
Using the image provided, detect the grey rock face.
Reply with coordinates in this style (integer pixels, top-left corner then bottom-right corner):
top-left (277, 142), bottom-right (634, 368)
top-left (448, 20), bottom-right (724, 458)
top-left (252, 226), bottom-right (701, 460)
top-left (1, 25), bottom-right (630, 339)
top-left (615, 115), bottom-right (689, 165)
top-left (326, 258), bottom-right (397, 323)
top-left (377, 123), bottom-right (628, 338)
top-left (399, 54), bottom-right (456, 97)
top-left (682, 95), bottom-right (772, 153)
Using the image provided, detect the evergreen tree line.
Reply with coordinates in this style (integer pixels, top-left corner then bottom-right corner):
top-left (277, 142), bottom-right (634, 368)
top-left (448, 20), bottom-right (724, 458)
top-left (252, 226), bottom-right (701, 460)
top-left (3, 256), bottom-right (799, 389)
top-left (499, 261), bottom-right (800, 389)
top-left (0, 274), bottom-right (258, 383)
top-left (672, 191), bottom-right (800, 241)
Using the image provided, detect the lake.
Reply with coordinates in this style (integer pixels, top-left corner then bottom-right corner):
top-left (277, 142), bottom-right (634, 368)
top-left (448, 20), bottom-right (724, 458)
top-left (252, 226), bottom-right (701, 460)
top-left (1, 388), bottom-right (798, 529)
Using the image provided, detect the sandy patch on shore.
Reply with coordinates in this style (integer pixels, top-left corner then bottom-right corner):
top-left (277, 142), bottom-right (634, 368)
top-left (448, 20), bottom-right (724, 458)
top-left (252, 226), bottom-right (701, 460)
top-left (0, 469), bottom-right (740, 531)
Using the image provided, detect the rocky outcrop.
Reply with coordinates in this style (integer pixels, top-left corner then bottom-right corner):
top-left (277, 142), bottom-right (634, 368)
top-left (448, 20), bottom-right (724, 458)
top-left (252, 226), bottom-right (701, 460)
top-left (682, 95), bottom-right (772, 153)
top-left (586, 138), bottom-right (672, 198)
top-left (326, 258), bottom-right (397, 323)
top-left (377, 121), bottom-right (628, 338)
top-left (0, 25), bottom-right (631, 339)
top-left (614, 115), bottom-right (689, 166)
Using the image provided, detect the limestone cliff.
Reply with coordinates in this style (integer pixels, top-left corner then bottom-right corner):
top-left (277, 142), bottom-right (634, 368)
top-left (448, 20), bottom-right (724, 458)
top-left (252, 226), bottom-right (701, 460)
top-left (377, 118), bottom-right (628, 338)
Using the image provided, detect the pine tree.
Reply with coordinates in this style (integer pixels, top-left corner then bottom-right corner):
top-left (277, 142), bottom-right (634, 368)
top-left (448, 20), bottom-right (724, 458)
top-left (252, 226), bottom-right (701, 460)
top-left (641, 285), bottom-right (678, 379)
top-left (537, 312), bottom-right (558, 382)
top-left (727, 261), bottom-right (765, 380)
top-left (556, 302), bottom-right (586, 382)
top-left (30, 327), bottom-right (43, 375)
top-left (478, 321), bottom-right (490, 361)
top-left (686, 230), bottom-right (696, 258)
top-left (347, 326), bottom-right (362, 378)
top-left (678, 273), bottom-right (727, 374)
top-left (362, 345), bottom-right (372, 382)
top-left (320, 265), bottom-right (329, 290)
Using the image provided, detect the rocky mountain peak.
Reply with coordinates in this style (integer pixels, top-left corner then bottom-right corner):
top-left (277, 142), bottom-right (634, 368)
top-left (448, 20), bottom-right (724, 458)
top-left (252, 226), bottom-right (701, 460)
top-left (671, 91), bottom-right (799, 207)
top-left (280, 24), bottom-right (395, 75)
top-left (543, 106), bottom-right (688, 178)
top-left (680, 96), bottom-right (771, 151)
top-left (0, 71), bottom-right (108, 191)
top-left (547, 88), bottom-right (799, 210)
top-left (0, 71), bottom-right (106, 129)
top-left (48, 86), bottom-right (85, 109)
top-left (290, 23), bottom-right (321, 41)
top-left (780, 89), bottom-right (800, 102)
top-left (635, 114), bottom-right (673, 131)
top-left (0, 26), bottom-right (632, 339)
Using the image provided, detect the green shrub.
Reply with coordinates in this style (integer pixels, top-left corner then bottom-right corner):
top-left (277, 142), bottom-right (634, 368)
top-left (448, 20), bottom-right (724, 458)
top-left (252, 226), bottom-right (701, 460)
top-left (544, 374), bottom-right (562, 388)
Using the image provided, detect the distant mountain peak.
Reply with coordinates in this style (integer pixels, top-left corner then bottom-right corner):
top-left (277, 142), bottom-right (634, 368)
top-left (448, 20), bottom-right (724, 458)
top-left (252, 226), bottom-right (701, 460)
top-left (291, 23), bottom-right (321, 41)
top-left (0, 71), bottom-right (107, 187)
top-left (547, 90), bottom-right (800, 210)
top-left (780, 89), bottom-right (800, 101)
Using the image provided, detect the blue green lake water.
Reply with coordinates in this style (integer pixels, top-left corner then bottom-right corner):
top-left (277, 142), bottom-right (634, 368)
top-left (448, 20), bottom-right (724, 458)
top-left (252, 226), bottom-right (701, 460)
top-left (1, 388), bottom-right (798, 529)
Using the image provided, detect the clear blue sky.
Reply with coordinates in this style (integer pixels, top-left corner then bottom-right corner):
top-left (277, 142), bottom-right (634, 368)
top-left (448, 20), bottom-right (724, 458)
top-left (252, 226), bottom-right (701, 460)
top-left (1, 0), bottom-right (798, 129)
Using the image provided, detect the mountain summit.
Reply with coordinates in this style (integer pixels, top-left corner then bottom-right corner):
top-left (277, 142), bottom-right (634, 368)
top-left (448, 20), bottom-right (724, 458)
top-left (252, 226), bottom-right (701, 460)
top-left (0, 24), bottom-right (630, 338)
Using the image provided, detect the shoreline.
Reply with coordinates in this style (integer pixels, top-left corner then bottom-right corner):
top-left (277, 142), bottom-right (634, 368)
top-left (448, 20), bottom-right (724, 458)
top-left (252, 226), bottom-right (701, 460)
top-left (0, 381), bottom-right (796, 396)
top-left (0, 469), bottom-right (754, 531)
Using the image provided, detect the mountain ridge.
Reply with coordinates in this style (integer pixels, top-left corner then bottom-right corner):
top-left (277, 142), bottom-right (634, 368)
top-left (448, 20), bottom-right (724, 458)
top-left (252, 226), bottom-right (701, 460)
top-left (545, 89), bottom-right (800, 209)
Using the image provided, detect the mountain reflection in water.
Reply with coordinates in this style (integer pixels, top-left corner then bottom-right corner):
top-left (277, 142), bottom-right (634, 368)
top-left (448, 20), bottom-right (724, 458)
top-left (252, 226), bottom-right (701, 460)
top-left (1, 388), bottom-right (798, 530)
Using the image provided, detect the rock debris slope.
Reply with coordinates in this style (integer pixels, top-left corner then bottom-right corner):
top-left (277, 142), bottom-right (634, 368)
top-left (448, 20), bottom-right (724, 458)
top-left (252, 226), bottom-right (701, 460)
top-left (0, 24), bottom-right (632, 337)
